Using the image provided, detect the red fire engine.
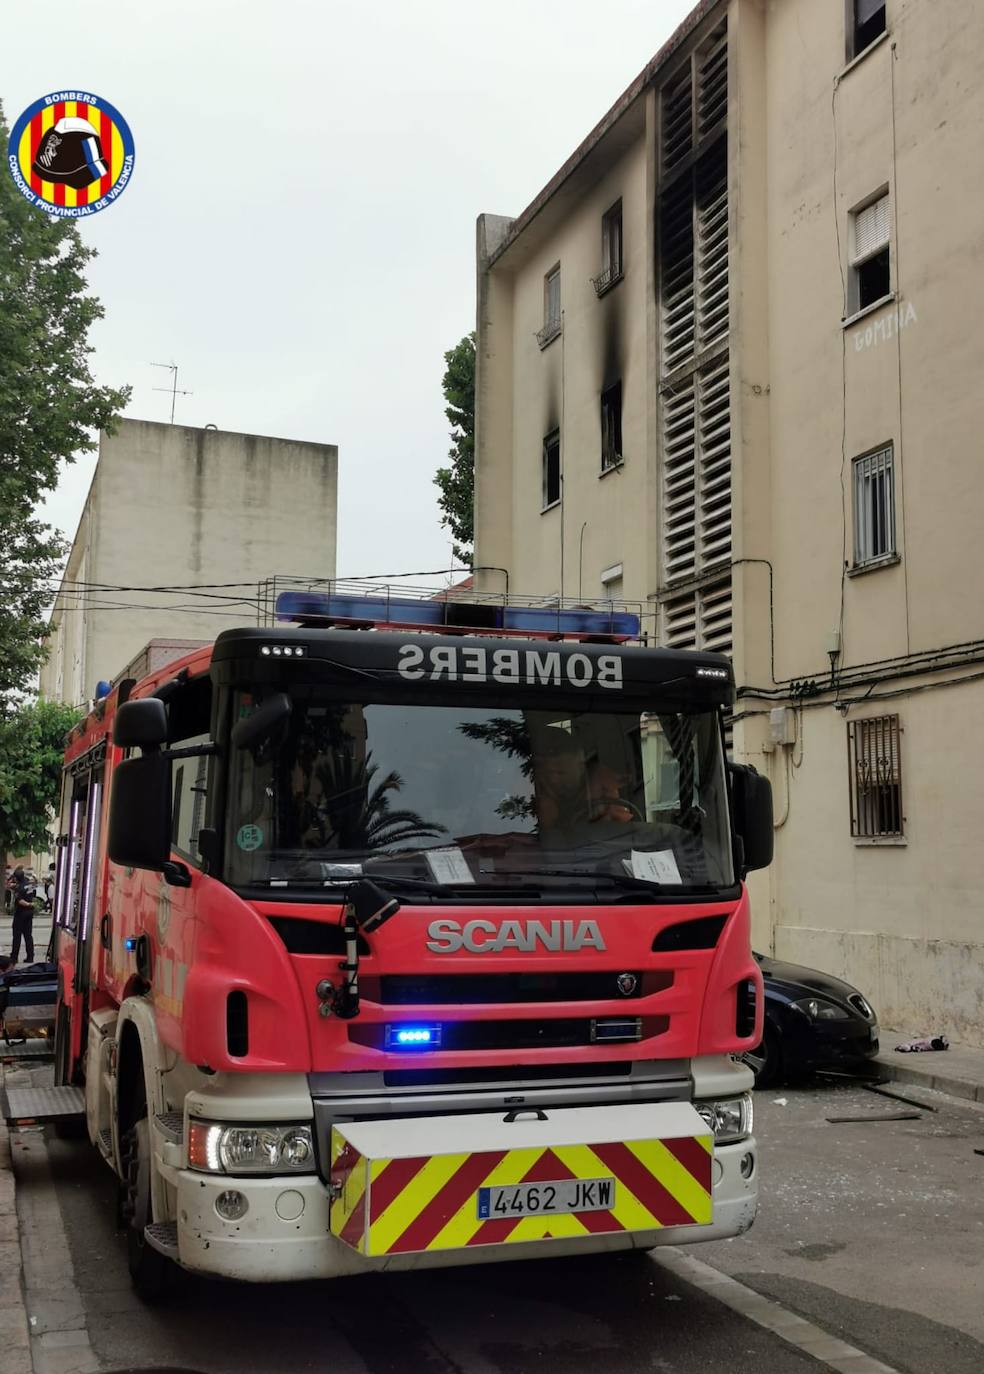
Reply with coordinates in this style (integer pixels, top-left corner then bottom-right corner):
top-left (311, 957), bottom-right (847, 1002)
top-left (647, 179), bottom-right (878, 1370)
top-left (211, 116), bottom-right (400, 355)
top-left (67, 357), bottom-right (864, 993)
top-left (15, 592), bottom-right (772, 1295)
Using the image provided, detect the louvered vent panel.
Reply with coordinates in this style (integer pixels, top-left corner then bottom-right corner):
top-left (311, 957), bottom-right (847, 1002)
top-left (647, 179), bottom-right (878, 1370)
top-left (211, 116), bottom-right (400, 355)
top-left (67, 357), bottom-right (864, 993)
top-left (662, 592), bottom-right (698, 650)
top-left (698, 360), bottom-right (732, 570)
top-left (700, 577), bottom-right (733, 655)
top-left (659, 179), bottom-right (695, 372)
top-left (662, 65), bottom-right (693, 173)
top-left (661, 380), bottom-right (697, 584)
top-left (696, 22), bottom-right (728, 138)
top-left (696, 142), bottom-right (729, 347)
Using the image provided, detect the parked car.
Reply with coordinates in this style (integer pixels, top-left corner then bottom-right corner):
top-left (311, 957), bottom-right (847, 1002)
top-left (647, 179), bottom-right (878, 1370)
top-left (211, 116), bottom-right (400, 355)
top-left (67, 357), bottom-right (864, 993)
top-left (743, 952), bottom-right (879, 1087)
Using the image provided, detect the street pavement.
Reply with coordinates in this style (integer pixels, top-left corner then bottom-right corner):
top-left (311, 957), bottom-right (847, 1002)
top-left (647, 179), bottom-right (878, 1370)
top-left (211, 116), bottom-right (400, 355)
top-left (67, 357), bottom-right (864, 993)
top-left (4, 1067), bottom-right (984, 1374)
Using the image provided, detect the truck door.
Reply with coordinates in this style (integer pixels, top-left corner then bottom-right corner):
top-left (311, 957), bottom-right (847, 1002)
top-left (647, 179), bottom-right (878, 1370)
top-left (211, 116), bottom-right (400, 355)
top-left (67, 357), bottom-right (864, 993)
top-left (53, 751), bottom-right (106, 1080)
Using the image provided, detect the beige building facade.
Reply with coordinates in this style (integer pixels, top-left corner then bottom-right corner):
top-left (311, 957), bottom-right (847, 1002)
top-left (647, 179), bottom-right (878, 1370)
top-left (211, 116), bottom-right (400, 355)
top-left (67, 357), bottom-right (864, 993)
top-left (474, 0), bottom-right (984, 1041)
top-left (41, 419), bottom-right (338, 704)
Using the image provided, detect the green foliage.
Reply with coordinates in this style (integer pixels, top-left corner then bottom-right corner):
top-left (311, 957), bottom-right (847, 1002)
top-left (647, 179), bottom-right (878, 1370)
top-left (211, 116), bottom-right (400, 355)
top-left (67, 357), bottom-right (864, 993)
top-left (434, 332), bottom-right (475, 565)
top-left (0, 101), bottom-right (130, 713)
top-left (0, 699), bottom-right (82, 857)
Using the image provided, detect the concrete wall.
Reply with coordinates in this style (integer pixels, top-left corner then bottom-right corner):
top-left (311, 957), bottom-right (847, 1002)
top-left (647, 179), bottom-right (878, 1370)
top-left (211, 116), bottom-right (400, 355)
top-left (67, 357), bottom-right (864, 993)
top-left (41, 419), bottom-right (337, 701)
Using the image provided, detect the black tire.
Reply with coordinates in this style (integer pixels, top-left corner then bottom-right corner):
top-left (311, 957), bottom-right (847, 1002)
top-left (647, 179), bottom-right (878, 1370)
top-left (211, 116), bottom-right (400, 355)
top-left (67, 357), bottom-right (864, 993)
top-left (120, 1116), bottom-right (173, 1300)
top-left (744, 1024), bottom-right (783, 1089)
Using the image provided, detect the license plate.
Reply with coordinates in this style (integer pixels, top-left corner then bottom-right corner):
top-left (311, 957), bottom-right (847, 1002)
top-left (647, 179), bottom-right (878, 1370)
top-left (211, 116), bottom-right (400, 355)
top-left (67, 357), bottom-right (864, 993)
top-left (477, 1177), bottom-right (615, 1220)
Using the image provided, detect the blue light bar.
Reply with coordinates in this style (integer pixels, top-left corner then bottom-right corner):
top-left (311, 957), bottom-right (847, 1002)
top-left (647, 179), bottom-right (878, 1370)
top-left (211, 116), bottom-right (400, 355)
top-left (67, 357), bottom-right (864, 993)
top-left (276, 591), bottom-right (446, 626)
top-left (504, 606), bottom-right (640, 636)
top-left (385, 1024), bottom-right (443, 1051)
top-left (276, 590), bottom-right (640, 638)
top-left (124, 936), bottom-right (138, 952)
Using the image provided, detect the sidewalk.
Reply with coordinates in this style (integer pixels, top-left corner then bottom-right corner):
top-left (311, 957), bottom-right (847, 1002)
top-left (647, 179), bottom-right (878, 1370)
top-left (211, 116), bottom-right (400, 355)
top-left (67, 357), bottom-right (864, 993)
top-left (875, 1029), bottom-right (984, 1105)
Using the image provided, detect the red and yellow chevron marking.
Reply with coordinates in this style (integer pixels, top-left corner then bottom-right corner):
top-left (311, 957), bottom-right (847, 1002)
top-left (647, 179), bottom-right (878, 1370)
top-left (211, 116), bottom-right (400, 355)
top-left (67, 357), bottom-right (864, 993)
top-left (17, 101), bottom-right (125, 208)
top-left (329, 1128), bottom-right (712, 1256)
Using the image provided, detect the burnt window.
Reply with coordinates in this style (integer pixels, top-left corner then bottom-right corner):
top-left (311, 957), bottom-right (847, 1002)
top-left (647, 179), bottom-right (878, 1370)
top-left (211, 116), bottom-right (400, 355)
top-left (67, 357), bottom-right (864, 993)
top-left (853, 444), bottom-right (895, 565)
top-left (851, 0), bottom-right (886, 59)
top-left (850, 192), bottom-right (891, 312)
top-left (542, 429), bottom-right (561, 509)
top-left (601, 382), bottom-right (623, 471)
top-left (847, 714), bottom-right (903, 838)
top-left (593, 200), bottom-right (623, 296)
top-left (537, 266), bottom-right (562, 348)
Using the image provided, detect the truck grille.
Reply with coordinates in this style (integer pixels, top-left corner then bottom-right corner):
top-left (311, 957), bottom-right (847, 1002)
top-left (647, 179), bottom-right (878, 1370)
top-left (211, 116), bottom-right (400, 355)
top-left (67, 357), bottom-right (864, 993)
top-left (349, 1016), bottom-right (668, 1053)
top-left (359, 970), bottom-right (671, 1005)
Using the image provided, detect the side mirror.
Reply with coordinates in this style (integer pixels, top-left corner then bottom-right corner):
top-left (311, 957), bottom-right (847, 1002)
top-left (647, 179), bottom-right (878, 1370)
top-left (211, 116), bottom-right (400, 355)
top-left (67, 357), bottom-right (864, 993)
top-left (108, 751), bottom-right (171, 871)
top-left (729, 763), bottom-right (774, 874)
top-left (114, 698), bottom-right (167, 749)
top-left (232, 692), bottom-right (291, 752)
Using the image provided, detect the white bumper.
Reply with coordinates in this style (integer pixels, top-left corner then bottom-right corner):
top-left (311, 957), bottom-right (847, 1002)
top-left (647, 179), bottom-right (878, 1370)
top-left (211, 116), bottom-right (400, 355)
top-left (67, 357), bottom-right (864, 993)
top-left (171, 1136), bottom-right (756, 1282)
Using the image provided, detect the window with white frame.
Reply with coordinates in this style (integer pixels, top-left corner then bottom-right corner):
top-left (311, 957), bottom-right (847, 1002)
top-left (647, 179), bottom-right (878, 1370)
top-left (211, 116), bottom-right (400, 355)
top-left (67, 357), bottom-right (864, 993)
top-left (850, 193), bottom-right (891, 313)
top-left (593, 200), bottom-right (623, 296)
top-left (853, 444), bottom-right (895, 566)
top-left (537, 266), bottom-right (562, 348)
top-left (601, 564), bottom-right (623, 601)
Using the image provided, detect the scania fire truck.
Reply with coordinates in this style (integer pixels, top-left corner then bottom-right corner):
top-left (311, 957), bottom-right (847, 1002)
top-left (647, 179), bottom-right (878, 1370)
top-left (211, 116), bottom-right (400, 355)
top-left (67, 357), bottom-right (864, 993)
top-left (14, 591), bottom-right (773, 1295)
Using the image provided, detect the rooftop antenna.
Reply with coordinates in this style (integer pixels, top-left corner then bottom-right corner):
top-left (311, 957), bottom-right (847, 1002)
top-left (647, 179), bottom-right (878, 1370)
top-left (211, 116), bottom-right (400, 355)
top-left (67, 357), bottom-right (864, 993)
top-left (150, 361), bottom-right (193, 423)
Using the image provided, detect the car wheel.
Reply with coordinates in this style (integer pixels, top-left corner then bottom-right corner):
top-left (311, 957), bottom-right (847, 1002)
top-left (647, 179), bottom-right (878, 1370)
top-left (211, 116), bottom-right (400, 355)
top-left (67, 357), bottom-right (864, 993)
top-left (120, 1116), bottom-right (173, 1300)
top-left (744, 1025), bottom-right (782, 1088)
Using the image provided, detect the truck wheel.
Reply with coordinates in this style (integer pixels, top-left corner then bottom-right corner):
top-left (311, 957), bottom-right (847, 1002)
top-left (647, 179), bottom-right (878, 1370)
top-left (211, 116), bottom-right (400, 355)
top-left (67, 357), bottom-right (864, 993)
top-left (120, 1116), bottom-right (172, 1300)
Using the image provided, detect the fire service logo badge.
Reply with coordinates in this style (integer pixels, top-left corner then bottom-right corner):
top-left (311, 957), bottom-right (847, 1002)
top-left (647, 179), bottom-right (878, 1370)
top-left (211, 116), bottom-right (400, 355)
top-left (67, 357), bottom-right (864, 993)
top-left (7, 90), bottom-right (134, 217)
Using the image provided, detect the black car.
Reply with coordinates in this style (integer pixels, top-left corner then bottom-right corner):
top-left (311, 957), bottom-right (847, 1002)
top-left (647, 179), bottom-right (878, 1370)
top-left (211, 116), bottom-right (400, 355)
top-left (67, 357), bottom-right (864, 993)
top-left (743, 952), bottom-right (879, 1087)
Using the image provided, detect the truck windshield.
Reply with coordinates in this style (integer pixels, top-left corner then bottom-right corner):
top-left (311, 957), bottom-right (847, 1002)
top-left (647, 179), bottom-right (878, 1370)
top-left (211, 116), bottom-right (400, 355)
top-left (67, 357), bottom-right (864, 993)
top-left (225, 692), bottom-right (734, 892)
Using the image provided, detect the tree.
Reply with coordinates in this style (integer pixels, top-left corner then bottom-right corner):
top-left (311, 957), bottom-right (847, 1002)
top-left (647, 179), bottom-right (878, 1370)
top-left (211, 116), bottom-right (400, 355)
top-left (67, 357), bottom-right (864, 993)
top-left (0, 101), bottom-right (130, 713)
top-left (434, 332), bottom-right (475, 565)
top-left (0, 699), bottom-right (82, 859)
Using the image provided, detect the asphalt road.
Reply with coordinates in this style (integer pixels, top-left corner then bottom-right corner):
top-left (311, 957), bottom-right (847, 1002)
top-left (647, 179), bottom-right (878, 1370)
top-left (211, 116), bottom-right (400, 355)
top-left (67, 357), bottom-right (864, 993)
top-left (9, 1074), bottom-right (984, 1374)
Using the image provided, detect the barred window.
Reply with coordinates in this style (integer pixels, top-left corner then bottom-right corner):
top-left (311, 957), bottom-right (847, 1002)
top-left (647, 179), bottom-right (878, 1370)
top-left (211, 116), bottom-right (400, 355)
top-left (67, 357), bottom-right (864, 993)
top-left (853, 444), bottom-right (895, 565)
top-left (848, 714), bottom-right (903, 838)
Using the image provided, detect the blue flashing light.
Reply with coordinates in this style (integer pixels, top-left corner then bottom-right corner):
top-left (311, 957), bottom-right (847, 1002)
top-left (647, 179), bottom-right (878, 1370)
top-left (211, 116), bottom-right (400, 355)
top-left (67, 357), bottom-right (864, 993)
top-left (94, 679), bottom-right (113, 700)
top-left (276, 591), bottom-right (447, 627)
top-left (386, 1024), bottom-right (442, 1051)
top-left (124, 936), bottom-right (138, 952)
top-left (504, 606), bottom-right (640, 636)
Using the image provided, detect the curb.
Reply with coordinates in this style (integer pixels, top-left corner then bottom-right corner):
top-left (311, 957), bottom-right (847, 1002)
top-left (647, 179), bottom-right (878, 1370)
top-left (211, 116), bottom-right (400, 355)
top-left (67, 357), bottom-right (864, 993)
top-left (874, 1056), bottom-right (984, 1106)
top-left (0, 1106), bottom-right (34, 1374)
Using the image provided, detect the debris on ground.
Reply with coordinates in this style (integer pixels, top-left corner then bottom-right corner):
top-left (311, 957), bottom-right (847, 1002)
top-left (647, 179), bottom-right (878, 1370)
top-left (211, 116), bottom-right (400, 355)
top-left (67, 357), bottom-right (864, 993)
top-left (862, 1082), bottom-right (939, 1111)
top-left (894, 1035), bottom-right (949, 1052)
top-left (826, 1111), bottom-right (922, 1123)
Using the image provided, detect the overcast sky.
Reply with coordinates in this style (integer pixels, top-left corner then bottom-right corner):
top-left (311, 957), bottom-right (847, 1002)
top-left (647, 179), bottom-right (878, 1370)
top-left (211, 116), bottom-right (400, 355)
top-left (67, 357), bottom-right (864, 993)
top-left (5, 0), bottom-right (693, 583)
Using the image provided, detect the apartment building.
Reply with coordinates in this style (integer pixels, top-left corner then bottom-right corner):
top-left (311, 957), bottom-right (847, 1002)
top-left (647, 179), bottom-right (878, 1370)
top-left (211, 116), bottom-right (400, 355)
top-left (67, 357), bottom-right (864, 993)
top-left (41, 419), bottom-right (338, 704)
top-left (473, 0), bottom-right (984, 1041)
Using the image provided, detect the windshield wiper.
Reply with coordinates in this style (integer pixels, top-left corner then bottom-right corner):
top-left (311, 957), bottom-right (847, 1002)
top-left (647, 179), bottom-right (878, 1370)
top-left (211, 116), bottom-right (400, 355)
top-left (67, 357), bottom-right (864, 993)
top-left (488, 868), bottom-right (723, 895)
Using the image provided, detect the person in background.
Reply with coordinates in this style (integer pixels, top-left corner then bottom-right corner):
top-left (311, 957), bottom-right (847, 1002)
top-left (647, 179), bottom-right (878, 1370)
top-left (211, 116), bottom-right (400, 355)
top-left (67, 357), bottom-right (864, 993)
top-left (3, 866), bottom-right (12, 912)
top-left (10, 866), bottom-right (37, 965)
top-left (44, 862), bottom-right (56, 912)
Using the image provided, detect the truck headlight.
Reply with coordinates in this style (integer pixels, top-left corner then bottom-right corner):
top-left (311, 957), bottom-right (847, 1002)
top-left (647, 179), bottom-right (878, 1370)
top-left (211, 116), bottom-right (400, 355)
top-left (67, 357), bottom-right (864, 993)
top-left (188, 1121), bottom-right (316, 1175)
top-left (694, 1094), bottom-right (753, 1144)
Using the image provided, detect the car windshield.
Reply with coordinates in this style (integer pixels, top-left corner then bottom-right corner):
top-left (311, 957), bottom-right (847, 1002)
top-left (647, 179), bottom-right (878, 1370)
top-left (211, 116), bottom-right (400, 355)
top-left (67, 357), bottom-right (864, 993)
top-left (224, 691), bottom-right (735, 892)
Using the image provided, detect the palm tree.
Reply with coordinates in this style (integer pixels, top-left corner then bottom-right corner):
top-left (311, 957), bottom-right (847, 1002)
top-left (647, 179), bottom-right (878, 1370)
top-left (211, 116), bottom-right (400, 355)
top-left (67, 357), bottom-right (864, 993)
top-left (309, 750), bottom-right (445, 852)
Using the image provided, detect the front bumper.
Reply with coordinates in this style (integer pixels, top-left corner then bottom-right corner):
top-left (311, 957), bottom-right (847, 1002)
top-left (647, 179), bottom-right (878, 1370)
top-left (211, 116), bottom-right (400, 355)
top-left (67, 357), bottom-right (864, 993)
top-left (168, 1134), bottom-right (757, 1282)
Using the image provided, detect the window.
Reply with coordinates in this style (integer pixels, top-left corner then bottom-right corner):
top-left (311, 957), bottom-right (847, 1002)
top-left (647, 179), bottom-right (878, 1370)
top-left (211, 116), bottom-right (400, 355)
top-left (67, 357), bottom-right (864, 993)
top-left (168, 676), bottom-right (213, 866)
top-left (542, 429), bottom-right (561, 509)
top-left (537, 266), bottom-right (562, 347)
top-left (850, 193), bottom-right (891, 312)
top-left (593, 200), bottom-right (623, 296)
top-left (600, 564), bottom-right (623, 601)
top-left (848, 714), bottom-right (903, 838)
top-left (601, 381), bottom-right (623, 471)
top-left (853, 444), bottom-right (896, 565)
top-left (850, 0), bottom-right (886, 58)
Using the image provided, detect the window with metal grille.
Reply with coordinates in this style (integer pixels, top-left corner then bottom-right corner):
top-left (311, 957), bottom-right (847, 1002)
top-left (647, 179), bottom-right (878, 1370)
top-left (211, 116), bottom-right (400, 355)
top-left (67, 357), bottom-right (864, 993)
top-left (542, 429), bottom-right (560, 509)
top-left (601, 381), bottom-right (623, 471)
top-left (593, 201), bottom-right (623, 297)
top-left (853, 445), bottom-right (896, 565)
top-left (848, 714), bottom-right (903, 838)
top-left (850, 193), bottom-right (891, 312)
top-left (538, 266), bottom-right (562, 347)
top-left (850, 0), bottom-right (886, 59)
